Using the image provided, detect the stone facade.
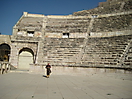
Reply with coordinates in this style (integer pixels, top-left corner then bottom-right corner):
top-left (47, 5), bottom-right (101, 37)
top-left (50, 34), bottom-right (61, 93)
top-left (0, 0), bottom-right (132, 70)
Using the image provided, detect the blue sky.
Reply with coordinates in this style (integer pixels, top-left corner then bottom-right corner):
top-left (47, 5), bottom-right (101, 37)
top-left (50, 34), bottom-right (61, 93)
top-left (0, 0), bottom-right (106, 35)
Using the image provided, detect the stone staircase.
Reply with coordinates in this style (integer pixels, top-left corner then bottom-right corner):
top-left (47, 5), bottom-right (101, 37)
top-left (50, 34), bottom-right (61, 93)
top-left (122, 39), bottom-right (132, 67)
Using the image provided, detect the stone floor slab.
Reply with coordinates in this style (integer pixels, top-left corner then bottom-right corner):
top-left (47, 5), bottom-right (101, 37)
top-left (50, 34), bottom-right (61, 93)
top-left (0, 67), bottom-right (132, 99)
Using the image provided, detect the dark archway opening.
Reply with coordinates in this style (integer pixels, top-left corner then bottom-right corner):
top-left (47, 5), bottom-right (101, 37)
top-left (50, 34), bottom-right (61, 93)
top-left (0, 44), bottom-right (11, 61)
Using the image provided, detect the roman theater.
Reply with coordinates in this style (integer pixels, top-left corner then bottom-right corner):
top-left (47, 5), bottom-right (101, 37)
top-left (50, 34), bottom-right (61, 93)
top-left (0, 0), bottom-right (132, 73)
top-left (0, 0), bottom-right (132, 99)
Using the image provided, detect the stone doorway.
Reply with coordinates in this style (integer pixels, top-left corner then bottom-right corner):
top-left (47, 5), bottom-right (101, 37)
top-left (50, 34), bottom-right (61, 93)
top-left (18, 48), bottom-right (34, 70)
top-left (0, 43), bottom-right (11, 62)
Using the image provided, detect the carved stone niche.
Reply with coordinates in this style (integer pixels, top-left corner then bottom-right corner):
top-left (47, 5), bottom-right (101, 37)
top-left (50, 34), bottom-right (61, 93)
top-left (62, 33), bottom-right (69, 38)
top-left (27, 31), bottom-right (34, 37)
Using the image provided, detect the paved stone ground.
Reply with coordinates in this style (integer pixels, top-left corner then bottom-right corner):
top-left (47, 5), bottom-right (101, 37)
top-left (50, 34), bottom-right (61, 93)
top-left (0, 67), bottom-right (132, 99)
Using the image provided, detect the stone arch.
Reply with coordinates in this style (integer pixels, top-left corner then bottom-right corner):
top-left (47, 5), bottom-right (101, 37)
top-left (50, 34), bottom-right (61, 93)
top-left (0, 43), bottom-right (11, 61)
top-left (18, 47), bottom-right (34, 70)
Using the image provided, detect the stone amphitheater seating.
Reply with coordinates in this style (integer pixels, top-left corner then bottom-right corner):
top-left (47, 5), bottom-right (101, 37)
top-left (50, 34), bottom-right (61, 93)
top-left (43, 38), bottom-right (84, 65)
top-left (17, 17), bottom-right (43, 31)
top-left (92, 14), bottom-right (132, 32)
top-left (46, 18), bottom-right (90, 33)
top-left (123, 0), bottom-right (132, 11)
top-left (38, 35), bottom-right (132, 68)
top-left (73, 0), bottom-right (132, 16)
top-left (81, 35), bottom-right (132, 68)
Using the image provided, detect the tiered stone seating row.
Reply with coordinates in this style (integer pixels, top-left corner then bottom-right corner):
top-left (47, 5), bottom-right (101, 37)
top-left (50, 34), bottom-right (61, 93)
top-left (123, 0), bottom-right (132, 11)
top-left (92, 14), bottom-right (132, 32)
top-left (81, 35), bottom-right (132, 67)
top-left (40, 35), bottom-right (132, 68)
top-left (42, 38), bottom-right (84, 65)
top-left (74, 3), bottom-right (121, 16)
top-left (45, 18), bottom-right (91, 33)
top-left (73, 0), bottom-right (131, 16)
top-left (17, 17), bottom-right (43, 31)
top-left (15, 36), bottom-right (42, 41)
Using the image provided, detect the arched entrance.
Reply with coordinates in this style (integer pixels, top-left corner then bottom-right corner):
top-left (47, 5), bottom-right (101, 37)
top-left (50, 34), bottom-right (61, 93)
top-left (0, 43), bottom-right (11, 61)
top-left (18, 48), bottom-right (34, 70)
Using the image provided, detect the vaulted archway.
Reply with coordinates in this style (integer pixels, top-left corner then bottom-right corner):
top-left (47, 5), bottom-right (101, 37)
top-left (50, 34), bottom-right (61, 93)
top-left (0, 43), bottom-right (11, 61)
top-left (18, 48), bottom-right (34, 70)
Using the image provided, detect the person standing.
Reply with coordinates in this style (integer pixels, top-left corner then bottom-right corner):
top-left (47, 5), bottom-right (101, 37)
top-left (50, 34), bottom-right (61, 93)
top-left (45, 63), bottom-right (51, 78)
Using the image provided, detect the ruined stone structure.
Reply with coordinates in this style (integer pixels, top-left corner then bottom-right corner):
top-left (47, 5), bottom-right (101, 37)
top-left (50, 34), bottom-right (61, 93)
top-left (0, 0), bottom-right (132, 70)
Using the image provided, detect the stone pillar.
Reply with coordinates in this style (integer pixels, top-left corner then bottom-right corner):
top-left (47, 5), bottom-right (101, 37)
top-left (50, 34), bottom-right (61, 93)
top-left (12, 26), bottom-right (18, 38)
top-left (10, 43), bottom-right (19, 68)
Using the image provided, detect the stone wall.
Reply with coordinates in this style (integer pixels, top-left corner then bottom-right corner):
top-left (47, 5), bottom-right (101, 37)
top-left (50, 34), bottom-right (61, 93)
top-left (0, 35), bottom-right (11, 46)
top-left (10, 40), bottom-right (38, 68)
